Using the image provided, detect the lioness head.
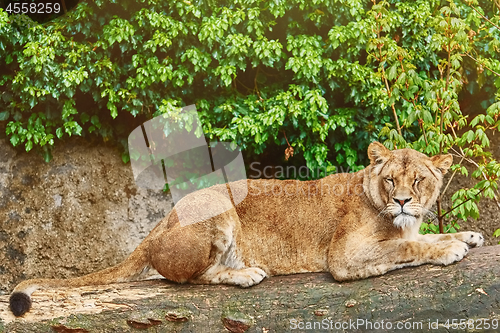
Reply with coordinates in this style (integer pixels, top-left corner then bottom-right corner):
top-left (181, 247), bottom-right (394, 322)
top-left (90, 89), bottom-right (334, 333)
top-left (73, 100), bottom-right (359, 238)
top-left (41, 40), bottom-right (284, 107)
top-left (363, 142), bottom-right (453, 228)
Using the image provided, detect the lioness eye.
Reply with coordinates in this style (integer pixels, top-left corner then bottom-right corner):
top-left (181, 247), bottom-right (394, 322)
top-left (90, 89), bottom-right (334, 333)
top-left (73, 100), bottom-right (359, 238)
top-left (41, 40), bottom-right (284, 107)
top-left (386, 178), bottom-right (394, 184)
top-left (413, 178), bottom-right (422, 185)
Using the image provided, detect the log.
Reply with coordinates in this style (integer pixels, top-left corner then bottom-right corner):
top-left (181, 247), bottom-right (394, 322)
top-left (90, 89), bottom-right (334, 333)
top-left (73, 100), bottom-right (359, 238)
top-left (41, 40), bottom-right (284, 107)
top-left (1, 245), bottom-right (499, 333)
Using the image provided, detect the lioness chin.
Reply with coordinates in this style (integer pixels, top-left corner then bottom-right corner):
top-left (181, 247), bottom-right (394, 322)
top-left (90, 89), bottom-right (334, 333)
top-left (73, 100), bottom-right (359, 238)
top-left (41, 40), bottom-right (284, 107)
top-left (9, 142), bottom-right (483, 317)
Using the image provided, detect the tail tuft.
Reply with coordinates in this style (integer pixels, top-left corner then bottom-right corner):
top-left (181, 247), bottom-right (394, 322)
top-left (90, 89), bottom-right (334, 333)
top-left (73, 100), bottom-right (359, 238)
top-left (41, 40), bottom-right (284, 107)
top-left (10, 292), bottom-right (31, 317)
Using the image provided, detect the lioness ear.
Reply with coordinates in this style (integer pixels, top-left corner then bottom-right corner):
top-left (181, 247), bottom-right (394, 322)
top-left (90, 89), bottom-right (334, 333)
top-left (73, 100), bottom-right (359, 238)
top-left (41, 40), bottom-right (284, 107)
top-left (431, 154), bottom-right (453, 174)
top-left (368, 141), bottom-right (391, 165)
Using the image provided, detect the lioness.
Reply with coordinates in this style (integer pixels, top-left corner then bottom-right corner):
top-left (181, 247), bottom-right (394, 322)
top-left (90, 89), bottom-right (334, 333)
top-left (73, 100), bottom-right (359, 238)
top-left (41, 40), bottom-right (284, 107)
top-left (10, 142), bottom-right (483, 316)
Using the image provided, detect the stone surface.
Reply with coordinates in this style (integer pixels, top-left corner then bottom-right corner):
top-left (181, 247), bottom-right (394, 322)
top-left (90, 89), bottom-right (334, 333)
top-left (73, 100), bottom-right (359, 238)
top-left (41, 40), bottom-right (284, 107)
top-left (0, 137), bottom-right (172, 295)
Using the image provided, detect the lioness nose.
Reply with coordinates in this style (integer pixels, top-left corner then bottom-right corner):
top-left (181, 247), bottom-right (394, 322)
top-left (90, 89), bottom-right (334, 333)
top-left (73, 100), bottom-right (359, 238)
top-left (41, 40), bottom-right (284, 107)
top-left (394, 198), bottom-right (412, 207)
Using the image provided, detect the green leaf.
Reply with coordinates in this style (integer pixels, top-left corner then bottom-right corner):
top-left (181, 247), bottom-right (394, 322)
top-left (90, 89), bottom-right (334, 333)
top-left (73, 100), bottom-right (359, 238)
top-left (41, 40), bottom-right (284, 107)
top-left (91, 115), bottom-right (101, 129)
top-left (121, 152), bottom-right (130, 164)
top-left (194, 124), bottom-right (204, 138)
top-left (0, 111), bottom-right (9, 121)
top-left (56, 127), bottom-right (63, 139)
top-left (255, 132), bottom-right (261, 144)
top-left (108, 102), bottom-right (118, 119)
top-left (10, 134), bottom-right (19, 147)
top-left (466, 130), bottom-right (475, 143)
top-left (387, 63), bottom-right (398, 81)
top-left (25, 140), bottom-right (33, 152)
top-left (80, 113), bottom-right (90, 124)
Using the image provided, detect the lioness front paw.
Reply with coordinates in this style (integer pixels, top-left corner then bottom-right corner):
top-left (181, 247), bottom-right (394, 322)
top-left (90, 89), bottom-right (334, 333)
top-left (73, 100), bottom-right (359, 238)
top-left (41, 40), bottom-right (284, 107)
top-left (434, 240), bottom-right (469, 266)
top-left (457, 232), bottom-right (484, 248)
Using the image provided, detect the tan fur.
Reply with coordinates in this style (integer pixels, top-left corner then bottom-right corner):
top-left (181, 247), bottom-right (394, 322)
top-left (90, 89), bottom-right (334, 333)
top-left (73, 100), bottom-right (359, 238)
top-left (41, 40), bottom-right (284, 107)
top-left (10, 142), bottom-right (483, 316)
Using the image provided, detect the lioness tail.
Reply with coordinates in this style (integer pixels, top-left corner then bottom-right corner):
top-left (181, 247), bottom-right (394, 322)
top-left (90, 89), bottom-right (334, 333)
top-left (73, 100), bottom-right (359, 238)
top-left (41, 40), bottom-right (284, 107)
top-left (10, 242), bottom-right (149, 317)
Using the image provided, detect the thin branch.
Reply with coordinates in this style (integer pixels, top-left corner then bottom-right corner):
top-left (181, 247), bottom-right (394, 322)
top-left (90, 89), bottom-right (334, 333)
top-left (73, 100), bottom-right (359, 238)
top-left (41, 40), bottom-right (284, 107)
top-left (467, 2), bottom-right (500, 31)
top-left (440, 40), bottom-right (452, 155)
top-left (374, 12), bottom-right (402, 137)
top-left (283, 130), bottom-right (294, 161)
top-left (61, 0), bottom-right (67, 13)
top-left (254, 65), bottom-right (263, 101)
top-left (440, 154), bottom-right (465, 200)
top-left (448, 123), bottom-right (500, 210)
top-left (380, 64), bottom-right (402, 136)
top-left (235, 78), bottom-right (253, 92)
top-left (464, 52), bottom-right (500, 78)
top-left (445, 42), bottom-right (452, 92)
top-left (258, 66), bottom-right (281, 77)
top-left (450, 147), bottom-right (500, 211)
top-left (390, 104), bottom-right (401, 136)
top-left (437, 198), bottom-right (444, 233)
top-left (421, 122), bottom-right (429, 145)
top-left (435, 187), bottom-right (486, 221)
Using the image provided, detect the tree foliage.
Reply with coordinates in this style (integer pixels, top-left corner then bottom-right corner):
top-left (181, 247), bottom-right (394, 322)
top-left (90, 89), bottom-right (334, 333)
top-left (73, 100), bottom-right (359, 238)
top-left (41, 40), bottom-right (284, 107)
top-left (373, 0), bottom-right (500, 234)
top-left (1, 0), bottom-right (500, 232)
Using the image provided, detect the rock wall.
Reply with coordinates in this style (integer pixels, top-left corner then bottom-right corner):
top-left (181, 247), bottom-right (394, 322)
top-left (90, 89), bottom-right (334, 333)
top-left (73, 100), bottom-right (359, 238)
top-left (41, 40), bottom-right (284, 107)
top-left (0, 138), bottom-right (172, 294)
